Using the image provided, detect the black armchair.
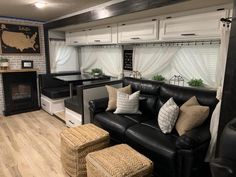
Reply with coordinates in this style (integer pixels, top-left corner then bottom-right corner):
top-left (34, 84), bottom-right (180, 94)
top-left (210, 118), bottom-right (236, 177)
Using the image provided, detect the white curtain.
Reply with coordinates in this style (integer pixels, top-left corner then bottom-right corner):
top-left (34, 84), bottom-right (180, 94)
top-left (133, 44), bottom-right (220, 87)
top-left (80, 46), bottom-right (122, 77)
top-left (205, 22), bottom-right (231, 162)
top-left (173, 45), bottom-right (219, 87)
top-left (49, 41), bottom-right (79, 73)
top-left (133, 46), bottom-right (179, 79)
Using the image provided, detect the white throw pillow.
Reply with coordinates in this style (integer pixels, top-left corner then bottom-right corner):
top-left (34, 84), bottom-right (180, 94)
top-left (114, 91), bottom-right (141, 114)
top-left (158, 97), bottom-right (179, 134)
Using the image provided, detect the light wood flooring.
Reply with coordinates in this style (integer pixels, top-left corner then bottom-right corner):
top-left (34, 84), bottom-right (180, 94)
top-left (0, 110), bottom-right (69, 177)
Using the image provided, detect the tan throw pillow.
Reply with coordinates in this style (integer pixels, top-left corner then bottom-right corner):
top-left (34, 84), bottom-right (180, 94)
top-left (106, 85), bottom-right (132, 111)
top-left (175, 96), bottom-right (209, 136)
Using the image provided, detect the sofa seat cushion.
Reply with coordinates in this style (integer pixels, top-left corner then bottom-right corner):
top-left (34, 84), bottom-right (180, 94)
top-left (94, 112), bottom-right (150, 142)
top-left (125, 123), bottom-right (177, 173)
top-left (42, 86), bottom-right (76, 99)
top-left (141, 119), bottom-right (161, 131)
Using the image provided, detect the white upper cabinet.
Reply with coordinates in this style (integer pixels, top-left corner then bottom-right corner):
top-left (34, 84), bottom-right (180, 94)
top-left (118, 19), bottom-right (158, 43)
top-left (66, 31), bottom-right (87, 45)
top-left (87, 25), bottom-right (117, 44)
top-left (159, 10), bottom-right (228, 41)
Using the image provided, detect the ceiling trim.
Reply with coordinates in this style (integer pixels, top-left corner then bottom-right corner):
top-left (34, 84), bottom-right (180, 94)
top-left (44, 0), bottom-right (188, 29)
top-left (0, 15), bottom-right (45, 23)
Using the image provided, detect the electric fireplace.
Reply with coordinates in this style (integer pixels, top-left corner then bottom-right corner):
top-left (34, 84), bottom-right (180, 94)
top-left (2, 71), bottom-right (39, 116)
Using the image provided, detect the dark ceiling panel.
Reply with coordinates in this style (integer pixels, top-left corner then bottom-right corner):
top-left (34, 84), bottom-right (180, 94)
top-left (44, 0), bottom-right (188, 29)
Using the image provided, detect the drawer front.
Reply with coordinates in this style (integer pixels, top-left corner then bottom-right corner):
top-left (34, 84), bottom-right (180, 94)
top-left (65, 109), bottom-right (82, 127)
top-left (41, 97), bottom-right (51, 114)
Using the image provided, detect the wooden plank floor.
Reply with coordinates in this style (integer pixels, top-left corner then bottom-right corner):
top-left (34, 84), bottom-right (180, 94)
top-left (0, 110), bottom-right (69, 177)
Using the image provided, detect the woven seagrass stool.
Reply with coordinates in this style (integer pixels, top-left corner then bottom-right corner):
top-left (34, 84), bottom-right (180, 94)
top-left (86, 144), bottom-right (153, 177)
top-left (61, 123), bottom-right (110, 177)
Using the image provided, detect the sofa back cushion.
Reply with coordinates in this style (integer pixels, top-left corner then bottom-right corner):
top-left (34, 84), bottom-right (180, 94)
top-left (123, 77), bottom-right (163, 117)
top-left (159, 84), bottom-right (218, 118)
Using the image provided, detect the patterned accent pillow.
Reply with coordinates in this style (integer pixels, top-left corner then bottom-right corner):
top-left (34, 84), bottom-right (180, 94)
top-left (106, 85), bottom-right (132, 111)
top-left (114, 91), bottom-right (141, 114)
top-left (158, 97), bottom-right (179, 134)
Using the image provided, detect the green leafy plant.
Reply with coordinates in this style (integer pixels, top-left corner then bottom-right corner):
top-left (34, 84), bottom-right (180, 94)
top-left (188, 79), bottom-right (204, 87)
top-left (152, 74), bottom-right (165, 81)
top-left (0, 57), bottom-right (8, 63)
top-left (91, 68), bottom-right (103, 76)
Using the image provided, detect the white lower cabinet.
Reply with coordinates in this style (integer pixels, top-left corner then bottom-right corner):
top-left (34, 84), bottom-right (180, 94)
top-left (41, 95), bottom-right (65, 115)
top-left (65, 108), bottom-right (82, 127)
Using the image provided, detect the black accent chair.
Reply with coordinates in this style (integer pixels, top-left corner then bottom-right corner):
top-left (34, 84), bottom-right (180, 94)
top-left (39, 71), bottom-right (81, 99)
top-left (89, 77), bottom-right (218, 177)
top-left (210, 118), bottom-right (236, 177)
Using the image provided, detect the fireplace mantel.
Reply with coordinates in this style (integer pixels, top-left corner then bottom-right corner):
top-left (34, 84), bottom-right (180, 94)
top-left (0, 69), bottom-right (38, 73)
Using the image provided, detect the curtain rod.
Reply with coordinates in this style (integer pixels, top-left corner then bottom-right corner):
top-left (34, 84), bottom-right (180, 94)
top-left (133, 40), bottom-right (221, 47)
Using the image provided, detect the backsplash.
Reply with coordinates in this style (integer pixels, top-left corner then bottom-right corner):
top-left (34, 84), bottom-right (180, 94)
top-left (0, 17), bottom-right (46, 115)
top-left (0, 17), bottom-right (46, 74)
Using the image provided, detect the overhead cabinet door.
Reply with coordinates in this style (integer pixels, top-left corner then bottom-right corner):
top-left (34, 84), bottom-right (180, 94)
top-left (159, 10), bottom-right (228, 40)
top-left (66, 31), bottom-right (87, 45)
top-left (118, 20), bottom-right (158, 43)
top-left (87, 26), bottom-right (116, 44)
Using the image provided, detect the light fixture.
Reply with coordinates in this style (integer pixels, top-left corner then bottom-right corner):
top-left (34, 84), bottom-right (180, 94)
top-left (34, 1), bottom-right (47, 9)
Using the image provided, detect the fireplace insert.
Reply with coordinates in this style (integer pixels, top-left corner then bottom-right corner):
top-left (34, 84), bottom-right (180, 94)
top-left (2, 71), bottom-right (39, 116)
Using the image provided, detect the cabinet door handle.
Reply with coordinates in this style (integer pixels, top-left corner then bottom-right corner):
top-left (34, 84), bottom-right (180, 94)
top-left (130, 37), bottom-right (140, 40)
top-left (73, 41), bottom-right (78, 43)
top-left (94, 40), bottom-right (101, 42)
top-left (42, 103), bottom-right (46, 106)
top-left (181, 33), bottom-right (196, 36)
top-left (69, 120), bottom-right (75, 124)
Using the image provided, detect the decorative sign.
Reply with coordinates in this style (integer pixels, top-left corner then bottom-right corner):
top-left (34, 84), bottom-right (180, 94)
top-left (0, 23), bottom-right (40, 54)
top-left (21, 60), bottom-right (33, 69)
top-left (123, 50), bottom-right (133, 71)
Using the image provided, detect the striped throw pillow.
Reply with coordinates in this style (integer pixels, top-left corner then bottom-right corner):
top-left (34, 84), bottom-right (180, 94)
top-left (114, 91), bottom-right (141, 114)
top-left (158, 97), bottom-right (179, 134)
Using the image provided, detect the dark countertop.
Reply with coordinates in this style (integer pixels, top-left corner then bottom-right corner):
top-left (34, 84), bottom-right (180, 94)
top-left (54, 73), bottom-right (111, 83)
top-left (78, 77), bottom-right (122, 89)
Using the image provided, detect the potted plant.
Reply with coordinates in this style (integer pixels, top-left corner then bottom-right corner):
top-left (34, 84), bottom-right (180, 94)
top-left (91, 68), bottom-right (103, 77)
top-left (0, 57), bottom-right (9, 70)
top-left (188, 79), bottom-right (204, 87)
top-left (152, 74), bottom-right (165, 82)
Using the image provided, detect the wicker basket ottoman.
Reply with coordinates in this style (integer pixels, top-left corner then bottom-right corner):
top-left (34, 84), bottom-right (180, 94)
top-left (86, 144), bottom-right (153, 177)
top-left (61, 123), bottom-right (109, 177)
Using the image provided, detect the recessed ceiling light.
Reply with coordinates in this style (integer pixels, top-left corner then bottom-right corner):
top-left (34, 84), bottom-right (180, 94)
top-left (34, 2), bottom-right (47, 9)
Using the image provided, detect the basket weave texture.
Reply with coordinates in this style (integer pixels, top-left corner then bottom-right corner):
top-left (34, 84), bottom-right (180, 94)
top-left (61, 123), bottom-right (109, 177)
top-left (86, 144), bottom-right (153, 177)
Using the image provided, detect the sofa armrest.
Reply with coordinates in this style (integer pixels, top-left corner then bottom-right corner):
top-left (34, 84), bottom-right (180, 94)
top-left (210, 158), bottom-right (236, 177)
top-left (89, 97), bottom-right (109, 122)
top-left (176, 124), bottom-right (211, 150)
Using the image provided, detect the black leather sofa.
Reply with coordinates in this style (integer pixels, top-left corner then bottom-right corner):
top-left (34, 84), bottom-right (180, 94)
top-left (89, 77), bottom-right (218, 177)
top-left (39, 71), bottom-right (81, 99)
top-left (210, 118), bottom-right (236, 177)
